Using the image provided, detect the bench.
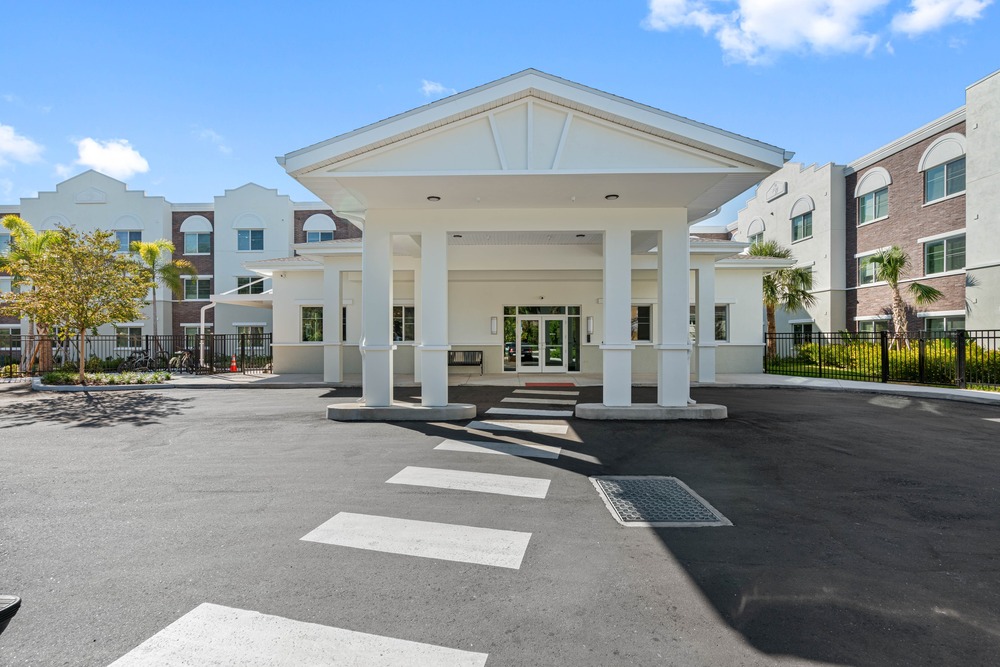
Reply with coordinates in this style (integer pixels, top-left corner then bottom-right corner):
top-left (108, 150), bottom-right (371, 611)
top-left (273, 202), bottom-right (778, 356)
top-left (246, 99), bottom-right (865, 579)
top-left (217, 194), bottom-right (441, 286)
top-left (448, 350), bottom-right (484, 375)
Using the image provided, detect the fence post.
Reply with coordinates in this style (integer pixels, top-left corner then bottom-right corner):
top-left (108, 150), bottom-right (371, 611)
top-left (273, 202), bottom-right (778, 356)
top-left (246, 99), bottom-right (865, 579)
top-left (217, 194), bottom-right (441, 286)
top-left (239, 333), bottom-right (246, 374)
top-left (763, 332), bottom-right (769, 374)
top-left (956, 329), bottom-right (967, 389)
top-left (817, 332), bottom-right (824, 379)
top-left (918, 336), bottom-right (926, 385)
top-left (880, 330), bottom-right (889, 383)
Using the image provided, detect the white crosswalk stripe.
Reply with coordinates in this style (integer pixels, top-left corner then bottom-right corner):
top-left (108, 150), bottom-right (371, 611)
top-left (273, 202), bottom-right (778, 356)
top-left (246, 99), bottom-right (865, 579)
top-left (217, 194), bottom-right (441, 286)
top-left (109, 603), bottom-right (488, 666)
top-left (465, 419), bottom-right (570, 435)
top-left (501, 397), bottom-right (578, 405)
top-left (387, 466), bottom-right (551, 498)
top-left (486, 407), bottom-right (574, 417)
top-left (435, 438), bottom-right (562, 459)
top-left (512, 389), bottom-right (580, 396)
top-left (301, 512), bottom-right (532, 569)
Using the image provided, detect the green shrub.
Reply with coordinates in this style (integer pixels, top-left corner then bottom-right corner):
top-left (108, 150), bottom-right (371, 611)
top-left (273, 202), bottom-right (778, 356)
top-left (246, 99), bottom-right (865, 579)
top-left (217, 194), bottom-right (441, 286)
top-left (41, 370), bottom-right (172, 386)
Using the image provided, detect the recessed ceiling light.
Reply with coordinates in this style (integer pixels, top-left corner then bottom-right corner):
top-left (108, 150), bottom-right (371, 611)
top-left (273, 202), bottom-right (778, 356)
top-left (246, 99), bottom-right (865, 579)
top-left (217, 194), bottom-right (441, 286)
top-left (605, 194), bottom-right (619, 201)
top-left (427, 195), bottom-right (441, 202)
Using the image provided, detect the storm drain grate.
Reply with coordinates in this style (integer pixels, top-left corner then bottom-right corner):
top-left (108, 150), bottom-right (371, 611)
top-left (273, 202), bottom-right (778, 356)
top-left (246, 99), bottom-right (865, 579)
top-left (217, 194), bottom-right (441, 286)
top-left (591, 476), bottom-right (732, 527)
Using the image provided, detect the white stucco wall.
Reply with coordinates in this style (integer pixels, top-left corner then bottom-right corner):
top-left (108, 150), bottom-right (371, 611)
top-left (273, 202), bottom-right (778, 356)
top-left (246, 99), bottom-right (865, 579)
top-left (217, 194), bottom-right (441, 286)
top-left (966, 70), bottom-right (1000, 329)
top-left (213, 184), bottom-right (294, 296)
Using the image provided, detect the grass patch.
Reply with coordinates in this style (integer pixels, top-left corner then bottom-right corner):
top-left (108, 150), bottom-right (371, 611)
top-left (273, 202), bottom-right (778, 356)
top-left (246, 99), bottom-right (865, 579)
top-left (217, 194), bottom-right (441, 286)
top-left (41, 370), bottom-right (172, 386)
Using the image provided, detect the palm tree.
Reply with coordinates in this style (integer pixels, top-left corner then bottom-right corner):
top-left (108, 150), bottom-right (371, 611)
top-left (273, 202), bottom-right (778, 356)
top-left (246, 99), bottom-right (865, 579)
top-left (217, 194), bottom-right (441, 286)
top-left (1, 215), bottom-right (58, 371)
top-left (870, 245), bottom-right (941, 342)
top-left (131, 239), bottom-right (197, 351)
top-left (747, 240), bottom-right (817, 356)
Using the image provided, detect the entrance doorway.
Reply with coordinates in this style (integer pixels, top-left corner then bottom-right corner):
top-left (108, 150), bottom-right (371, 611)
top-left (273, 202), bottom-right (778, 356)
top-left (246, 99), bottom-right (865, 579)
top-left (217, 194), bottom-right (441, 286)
top-left (516, 316), bottom-right (566, 373)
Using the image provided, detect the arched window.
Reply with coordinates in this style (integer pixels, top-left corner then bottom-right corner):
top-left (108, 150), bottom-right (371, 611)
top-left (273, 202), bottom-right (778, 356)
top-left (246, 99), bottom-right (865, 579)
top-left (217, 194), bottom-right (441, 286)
top-left (181, 215), bottom-right (213, 255)
top-left (919, 133), bottom-right (966, 204)
top-left (855, 167), bottom-right (891, 225)
top-left (113, 214), bottom-right (142, 253)
top-left (233, 213), bottom-right (265, 252)
top-left (303, 213), bottom-right (336, 243)
top-left (789, 197), bottom-right (814, 243)
top-left (746, 217), bottom-right (765, 246)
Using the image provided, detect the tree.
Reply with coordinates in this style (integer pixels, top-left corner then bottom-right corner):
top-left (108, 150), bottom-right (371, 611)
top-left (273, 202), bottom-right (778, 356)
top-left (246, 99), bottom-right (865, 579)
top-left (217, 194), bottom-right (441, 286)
top-left (2, 225), bottom-right (150, 384)
top-left (0, 215), bottom-right (59, 372)
top-left (747, 240), bottom-right (817, 356)
top-left (131, 239), bottom-right (197, 347)
top-left (870, 245), bottom-right (942, 342)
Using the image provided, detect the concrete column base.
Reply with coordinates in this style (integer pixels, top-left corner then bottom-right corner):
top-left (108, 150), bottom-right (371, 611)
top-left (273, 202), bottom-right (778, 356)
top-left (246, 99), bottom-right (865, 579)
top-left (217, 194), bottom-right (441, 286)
top-left (328, 399), bottom-right (476, 422)
top-left (575, 402), bottom-right (727, 420)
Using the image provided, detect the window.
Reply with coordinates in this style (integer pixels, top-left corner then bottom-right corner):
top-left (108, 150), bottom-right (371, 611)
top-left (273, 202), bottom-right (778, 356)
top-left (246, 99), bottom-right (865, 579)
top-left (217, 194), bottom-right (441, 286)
top-left (0, 326), bottom-right (20, 349)
top-left (858, 187), bottom-right (888, 224)
top-left (857, 320), bottom-right (890, 334)
top-left (183, 325), bottom-right (211, 349)
top-left (183, 278), bottom-right (211, 301)
top-left (236, 276), bottom-right (264, 294)
top-left (184, 232), bottom-right (211, 254)
top-left (924, 235), bottom-right (965, 275)
top-left (858, 255), bottom-right (878, 285)
top-left (747, 232), bottom-right (763, 246)
top-left (302, 306), bottom-right (323, 342)
top-left (306, 231), bottom-right (334, 243)
top-left (392, 305), bottom-right (415, 342)
top-left (924, 157), bottom-right (965, 203)
top-left (115, 326), bottom-right (143, 348)
top-left (116, 230), bottom-right (141, 253)
top-left (631, 305), bottom-right (651, 342)
top-left (793, 323), bottom-right (814, 344)
top-left (0, 276), bottom-right (12, 293)
top-left (237, 229), bottom-right (264, 251)
top-left (237, 325), bottom-right (265, 348)
top-left (688, 305), bottom-right (729, 342)
top-left (791, 212), bottom-right (812, 242)
top-left (924, 316), bottom-right (965, 334)
top-left (0, 232), bottom-right (10, 255)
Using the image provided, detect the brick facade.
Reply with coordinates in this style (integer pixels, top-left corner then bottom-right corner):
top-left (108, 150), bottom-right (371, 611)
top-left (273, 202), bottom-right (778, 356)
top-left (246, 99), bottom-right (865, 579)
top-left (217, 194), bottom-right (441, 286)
top-left (845, 121), bottom-right (967, 331)
top-left (292, 210), bottom-right (362, 245)
top-left (171, 211), bottom-right (216, 338)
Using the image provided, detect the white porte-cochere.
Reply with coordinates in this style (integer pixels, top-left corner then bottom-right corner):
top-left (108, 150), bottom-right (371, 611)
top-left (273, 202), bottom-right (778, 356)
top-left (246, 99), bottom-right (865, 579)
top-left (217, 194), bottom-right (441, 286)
top-left (270, 69), bottom-right (790, 420)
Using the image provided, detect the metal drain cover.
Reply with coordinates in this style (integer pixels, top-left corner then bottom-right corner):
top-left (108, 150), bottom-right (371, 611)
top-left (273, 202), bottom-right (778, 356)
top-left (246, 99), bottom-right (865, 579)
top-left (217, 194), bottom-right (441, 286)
top-left (591, 476), bottom-right (732, 527)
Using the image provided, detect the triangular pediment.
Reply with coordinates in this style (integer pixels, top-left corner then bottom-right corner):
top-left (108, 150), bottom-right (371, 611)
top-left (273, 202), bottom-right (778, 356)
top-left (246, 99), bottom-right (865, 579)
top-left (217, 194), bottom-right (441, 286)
top-left (324, 97), bottom-right (737, 175)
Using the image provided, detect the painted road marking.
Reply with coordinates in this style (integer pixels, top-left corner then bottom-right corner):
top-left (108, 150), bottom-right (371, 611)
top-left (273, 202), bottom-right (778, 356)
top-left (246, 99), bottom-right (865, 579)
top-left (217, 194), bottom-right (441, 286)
top-left (435, 438), bottom-right (562, 459)
top-left (387, 466), bottom-right (551, 498)
top-left (984, 418), bottom-right (1000, 423)
top-left (109, 603), bottom-right (488, 666)
top-left (501, 397), bottom-right (578, 406)
top-left (486, 407), bottom-right (574, 417)
top-left (465, 420), bottom-right (569, 435)
top-left (301, 512), bottom-right (532, 569)
top-left (524, 382), bottom-right (575, 387)
top-left (512, 389), bottom-right (580, 396)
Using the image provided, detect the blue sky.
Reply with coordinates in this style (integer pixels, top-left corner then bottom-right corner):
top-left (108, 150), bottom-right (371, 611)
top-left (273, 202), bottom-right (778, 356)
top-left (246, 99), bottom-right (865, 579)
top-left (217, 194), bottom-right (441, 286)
top-left (1, 1), bottom-right (996, 225)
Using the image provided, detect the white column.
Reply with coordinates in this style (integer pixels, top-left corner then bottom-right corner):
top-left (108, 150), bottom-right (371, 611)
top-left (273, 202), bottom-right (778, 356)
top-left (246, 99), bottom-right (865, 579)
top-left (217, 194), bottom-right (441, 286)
top-left (419, 229), bottom-right (449, 407)
top-left (601, 227), bottom-right (634, 407)
top-left (656, 225), bottom-right (691, 406)
top-left (412, 266), bottom-right (422, 383)
top-left (692, 256), bottom-right (717, 383)
top-left (360, 223), bottom-right (394, 406)
top-left (322, 258), bottom-right (343, 383)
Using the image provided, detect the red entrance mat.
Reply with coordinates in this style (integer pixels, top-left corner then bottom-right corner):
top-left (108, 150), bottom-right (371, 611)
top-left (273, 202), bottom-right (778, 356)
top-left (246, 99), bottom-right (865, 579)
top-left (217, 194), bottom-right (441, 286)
top-left (524, 382), bottom-right (576, 387)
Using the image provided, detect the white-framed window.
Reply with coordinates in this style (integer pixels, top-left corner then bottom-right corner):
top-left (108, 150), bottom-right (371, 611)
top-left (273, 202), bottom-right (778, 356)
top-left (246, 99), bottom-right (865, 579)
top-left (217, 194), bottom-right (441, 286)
top-left (924, 235), bottom-right (965, 275)
top-left (237, 325), bottom-right (264, 338)
top-left (0, 275), bottom-right (12, 293)
top-left (791, 212), bottom-right (812, 242)
top-left (115, 326), bottom-right (143, 349)
top-left (792, 323), bottom-right (814, 344)
top-left (392, 305), bottom-right (415, 342)
top-left (183, 278), bottom-right (211, 301)
top-left (631, 305), bottom-right (652, 342)
top-left (858, 187), bottom-right (889, 225)
top-left (857, 320), bottom-right (890, 334)
top-left (184, 232), bottom-right (211, 254)
top-left (182, 325), bottom-right (212, 349)
top-left (0, 325), bottom-right (20, 349)
top-left (0, 232), bottom-right (10, 255)
top-left (306, 231), bottom-right (334, 243)
top-left (688, 305), bottom-right (729, 342)
top-left (858, 255), bottom-right (878, 285)
top-left (116, 230), bottom-right (141, 253)
top-left (236, 276), bottom-right (265, 295)
top-left (747, 231), bottom-right (763, 246)
top-left (237, 229), bottom-right (264, 252)
top-left (301, 306), bottom-right (323, 342)
top-left (924, 157), bottom-right (965, 204)
top-left (924, 316), bottom-right (965, 333)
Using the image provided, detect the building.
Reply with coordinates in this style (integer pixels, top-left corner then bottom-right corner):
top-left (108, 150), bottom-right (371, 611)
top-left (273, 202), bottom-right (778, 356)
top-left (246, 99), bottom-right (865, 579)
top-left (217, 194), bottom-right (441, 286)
top-left (731, 68), bottom-right (1000, 336)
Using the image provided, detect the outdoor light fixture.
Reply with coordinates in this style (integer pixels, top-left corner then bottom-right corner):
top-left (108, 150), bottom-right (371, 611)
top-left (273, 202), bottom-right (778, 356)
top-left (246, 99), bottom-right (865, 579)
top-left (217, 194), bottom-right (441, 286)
top-left (490, 316), bottom-right (498, 335)
top-left (576, 234), bottom-right (586, 238)
top-left (586, 316), bottom-right (594, 335)
top-left (452, 234), bottom-right (463, 238)
top-left (604, 194), bottom-right (619, 200)
top-left (427, 195), bottom-right (441, 202)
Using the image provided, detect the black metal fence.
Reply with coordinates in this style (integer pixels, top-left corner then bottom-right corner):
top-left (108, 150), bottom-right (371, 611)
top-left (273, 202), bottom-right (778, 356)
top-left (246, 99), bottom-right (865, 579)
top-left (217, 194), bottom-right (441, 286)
top-left (0, 333), bottom-right (272, 378)
top-left (764, 329), bottom-right (1000, 390)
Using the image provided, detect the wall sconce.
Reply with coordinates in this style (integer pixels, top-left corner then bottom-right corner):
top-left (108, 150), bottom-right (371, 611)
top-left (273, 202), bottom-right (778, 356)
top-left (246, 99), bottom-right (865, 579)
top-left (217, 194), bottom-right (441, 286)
top-left (490, 316), bottom-right (498, 335)
top-left (586, 316), bottom-right (594, 335)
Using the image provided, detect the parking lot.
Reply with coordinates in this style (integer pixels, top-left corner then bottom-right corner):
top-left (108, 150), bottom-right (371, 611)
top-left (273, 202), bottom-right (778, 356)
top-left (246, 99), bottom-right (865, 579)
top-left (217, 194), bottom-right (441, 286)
top-left (2, 385), bottom-right (999, 665)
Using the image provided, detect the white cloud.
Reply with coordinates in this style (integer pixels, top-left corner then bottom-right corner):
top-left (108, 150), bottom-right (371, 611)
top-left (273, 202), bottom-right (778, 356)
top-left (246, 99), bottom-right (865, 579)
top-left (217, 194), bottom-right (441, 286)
top-left (195, 127), bottom-right (232, 155)
top-left (73, 138), bottom-right (149, 180)
top-left (643, 0), bottom-right (991, 63)
top-left (0, 123), bottom-right (44, 167)
top-left (420, 79), bottom-right (457, 97)
top-left (891, 0), bottom-right (992, 36)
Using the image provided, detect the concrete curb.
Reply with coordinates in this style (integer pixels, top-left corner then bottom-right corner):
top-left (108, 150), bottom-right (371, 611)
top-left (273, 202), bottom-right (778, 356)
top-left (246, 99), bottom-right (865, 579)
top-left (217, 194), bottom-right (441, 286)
top-left (576, 402), bottom-right (728, 420)
top-left (695, 382), bottom-right (1000, 407)
top-left (29, 377), bottom-right (341, 392)
top-left (327, 399), bottom-right (477, 421)
top-left (0, 380), bottom-right (31, 392)
top-left (31, 377), bottom-right (173, 392)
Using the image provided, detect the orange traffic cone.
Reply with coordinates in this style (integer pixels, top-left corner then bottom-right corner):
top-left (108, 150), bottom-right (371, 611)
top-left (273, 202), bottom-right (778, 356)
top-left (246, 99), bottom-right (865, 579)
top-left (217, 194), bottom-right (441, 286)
top-left (230, 354), bottom-right (237, 372)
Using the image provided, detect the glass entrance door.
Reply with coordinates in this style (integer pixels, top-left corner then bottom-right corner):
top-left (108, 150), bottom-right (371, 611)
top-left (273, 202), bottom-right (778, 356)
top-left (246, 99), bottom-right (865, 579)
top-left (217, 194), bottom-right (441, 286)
top-left (517, 316), bottom-right (566, 372)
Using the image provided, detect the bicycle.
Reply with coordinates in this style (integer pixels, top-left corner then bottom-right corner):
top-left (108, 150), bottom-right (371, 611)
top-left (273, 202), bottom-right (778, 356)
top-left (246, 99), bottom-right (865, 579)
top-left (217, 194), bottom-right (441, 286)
top-left (168, 349), bottom-right (198, 374)
top-left (117, 350), bottom-right (168, 373)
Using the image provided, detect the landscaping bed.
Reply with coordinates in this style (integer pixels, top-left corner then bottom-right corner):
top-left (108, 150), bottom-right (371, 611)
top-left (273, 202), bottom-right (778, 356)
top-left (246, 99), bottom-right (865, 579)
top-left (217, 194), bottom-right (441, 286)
top-left (40, 371), bottom-right (173, 386)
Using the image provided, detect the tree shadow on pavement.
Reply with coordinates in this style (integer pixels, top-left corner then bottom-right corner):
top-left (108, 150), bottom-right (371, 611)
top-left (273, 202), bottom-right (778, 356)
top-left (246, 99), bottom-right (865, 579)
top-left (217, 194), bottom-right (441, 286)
top-left (0, 391), bottom-right (195, 428)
